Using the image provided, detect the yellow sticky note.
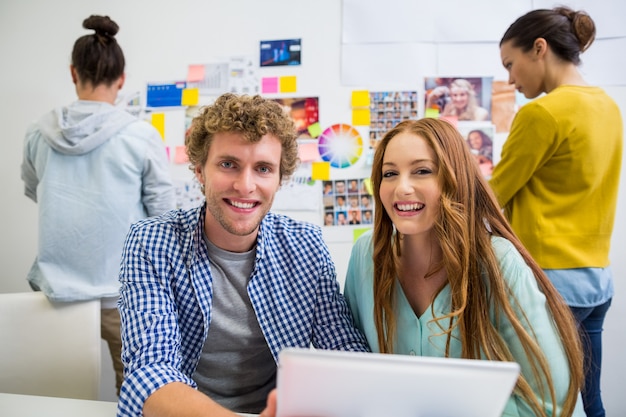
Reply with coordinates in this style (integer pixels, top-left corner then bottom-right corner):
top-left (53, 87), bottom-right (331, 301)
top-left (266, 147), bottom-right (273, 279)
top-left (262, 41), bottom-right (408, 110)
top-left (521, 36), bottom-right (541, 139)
top-left (307, 122), bottom-right (322, 138)
top-left (353, 227), bottom-right (370, 243)
top-left (351, 90), bottom-right (370, 108)
top-left (425, 108), bottom-right (440, 118)
top-left (352, 108), bottom-right (371, 126)
top-left (151, 113), bottom-right (165, 140)
top-left (182, 88), bottom-right (199, 106)
top-left (279, 76), bottom-right (297, 93)
top-left (311, 161), bottom-right (331, 180)
top-left (363, 178), bottom-right (373, 195)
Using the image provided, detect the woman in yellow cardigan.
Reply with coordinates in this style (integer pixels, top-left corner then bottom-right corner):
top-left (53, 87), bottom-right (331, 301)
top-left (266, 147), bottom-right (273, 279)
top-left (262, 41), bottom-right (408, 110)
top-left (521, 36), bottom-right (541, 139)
top-left (490, 7), bottom-right (623, 417)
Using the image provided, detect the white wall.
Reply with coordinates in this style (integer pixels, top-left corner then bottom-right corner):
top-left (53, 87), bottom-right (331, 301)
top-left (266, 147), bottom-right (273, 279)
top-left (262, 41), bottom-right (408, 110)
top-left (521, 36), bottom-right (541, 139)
top-left (1, 1), bottom-right (624, 413)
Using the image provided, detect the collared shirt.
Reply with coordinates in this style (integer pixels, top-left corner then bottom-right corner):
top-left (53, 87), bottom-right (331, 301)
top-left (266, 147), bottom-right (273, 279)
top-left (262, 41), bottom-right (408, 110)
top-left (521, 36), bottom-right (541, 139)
top-left (117, 205), bottom-right (369, 417)
top-left (344, 230), bottom-right (584, 417)
top-left (544, 267), bottom-right (614, 308)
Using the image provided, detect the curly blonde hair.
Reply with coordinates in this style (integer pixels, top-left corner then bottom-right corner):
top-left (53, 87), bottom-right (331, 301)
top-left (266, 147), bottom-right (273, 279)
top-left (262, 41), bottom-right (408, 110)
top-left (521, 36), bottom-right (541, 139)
top-left (185, 93), bottom-right (299, 183)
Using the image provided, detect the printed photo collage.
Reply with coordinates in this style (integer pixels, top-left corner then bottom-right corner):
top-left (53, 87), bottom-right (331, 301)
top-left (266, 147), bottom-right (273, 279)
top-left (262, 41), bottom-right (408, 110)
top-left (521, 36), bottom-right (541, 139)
top-left (368, 79), bottom-right (496, 179)
top-left (424, 77), bottom-right (495, 177)
top-left (323, 179), bottom-right (373, 226)
top-left (369, 91), bottom-right (419, 148)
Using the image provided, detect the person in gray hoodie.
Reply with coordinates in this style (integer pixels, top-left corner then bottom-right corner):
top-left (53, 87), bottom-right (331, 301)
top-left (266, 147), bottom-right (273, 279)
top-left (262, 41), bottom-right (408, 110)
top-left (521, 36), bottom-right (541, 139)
top-left (20, 14), bottom-right (175, 395)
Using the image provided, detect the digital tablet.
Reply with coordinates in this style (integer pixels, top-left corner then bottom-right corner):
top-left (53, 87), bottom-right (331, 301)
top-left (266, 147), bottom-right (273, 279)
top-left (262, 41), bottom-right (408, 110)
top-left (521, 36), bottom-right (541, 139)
top-left (276, 348), bottom-right (520, 417)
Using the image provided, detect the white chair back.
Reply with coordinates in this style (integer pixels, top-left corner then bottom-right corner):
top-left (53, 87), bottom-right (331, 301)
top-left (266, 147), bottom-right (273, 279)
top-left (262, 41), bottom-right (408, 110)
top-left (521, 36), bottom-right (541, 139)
top-left (0, 292), bottom-right (101, 400)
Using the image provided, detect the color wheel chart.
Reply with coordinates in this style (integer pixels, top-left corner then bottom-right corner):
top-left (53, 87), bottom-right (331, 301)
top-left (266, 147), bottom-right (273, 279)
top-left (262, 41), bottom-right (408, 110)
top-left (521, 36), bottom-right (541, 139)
top-left (317, 124), bottom-right (363, 168)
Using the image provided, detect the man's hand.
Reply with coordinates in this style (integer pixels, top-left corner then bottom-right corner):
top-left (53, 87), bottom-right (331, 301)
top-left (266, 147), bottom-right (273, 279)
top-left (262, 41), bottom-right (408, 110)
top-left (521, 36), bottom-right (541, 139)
top-left (259, 389), bottom-right (277, 417)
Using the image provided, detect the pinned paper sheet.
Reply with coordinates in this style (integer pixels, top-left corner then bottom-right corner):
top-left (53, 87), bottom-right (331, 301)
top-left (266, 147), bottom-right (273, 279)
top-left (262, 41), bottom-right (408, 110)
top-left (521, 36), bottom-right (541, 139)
top-left (272, 176), bottom-right (321, 212)
top-left (187, 64), bottom-right (205, 82)
top-left (307, 122), bottom-right (322, 138)
top-left (311, 161), bottom-right (331, 180)
top-left (261, 77), bottom-right (279, 94)
top-left (146, 82), bottom-right (186, 107)
top-left (298, 142), bottom-right (320, 162)
top-left (151, 113), bottom-right (165, 140)
top-left (279, 76), bottom-right (297, 93)
top-left (352, 108), bottom-right (371, 126)
top-left (174, 146), bottom-right (189, 164)
top-left (351, 90), bottom-right (370, 108)
top-left (181, 88), bottom-right (199, 106)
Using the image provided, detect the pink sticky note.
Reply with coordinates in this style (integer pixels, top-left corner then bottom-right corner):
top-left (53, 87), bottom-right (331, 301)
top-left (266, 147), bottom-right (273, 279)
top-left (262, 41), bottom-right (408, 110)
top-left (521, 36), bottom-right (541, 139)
top-left (298, 142), bottom-right (320, 162)
top-left (187, 65), bottom-right (205, 82)
top-left (174, 146), bottom-right (189, 164)
top-left (439, 115), bottom-right (458, 128)
top-left (262, 77), bottom-right (279, 94)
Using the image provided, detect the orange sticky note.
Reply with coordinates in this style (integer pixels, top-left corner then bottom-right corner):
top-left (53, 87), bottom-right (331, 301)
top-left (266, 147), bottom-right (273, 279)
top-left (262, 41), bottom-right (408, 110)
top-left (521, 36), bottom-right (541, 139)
top-left (352, 109), bottom-right (371, 126)
top-left (311, 161), bottom-right (331, 180)
top-left (351, 90), bottom-right (370, 108)
top-left (151, 113), bottom-right (165, 140)
top-left (279, 76), bottom-right (297, 93)
top-left (298, 142), bottom-right (320, 162)
top-left (307, 122), bottom-right (322, 138)
top-left (187, 64), bottom-right (205, 82)
top-left (174, 146), bottom-right (189, 164)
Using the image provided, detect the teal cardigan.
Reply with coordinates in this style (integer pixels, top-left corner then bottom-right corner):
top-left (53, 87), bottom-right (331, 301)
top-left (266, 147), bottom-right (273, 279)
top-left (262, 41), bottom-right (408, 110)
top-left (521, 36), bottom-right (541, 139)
top-left (344, 230), bottom-right (584, 417)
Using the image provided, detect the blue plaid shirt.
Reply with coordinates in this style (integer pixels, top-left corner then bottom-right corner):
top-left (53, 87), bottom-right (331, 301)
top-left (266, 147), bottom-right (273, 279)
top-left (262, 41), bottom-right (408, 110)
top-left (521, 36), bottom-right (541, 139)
top-left (117, 205), bottom-right (369, 416)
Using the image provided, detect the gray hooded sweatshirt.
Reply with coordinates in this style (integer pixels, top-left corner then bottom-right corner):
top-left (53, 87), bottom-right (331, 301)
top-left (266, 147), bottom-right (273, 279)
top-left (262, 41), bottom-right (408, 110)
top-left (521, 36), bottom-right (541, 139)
top-left (21, 100), bottom-right (176, 302)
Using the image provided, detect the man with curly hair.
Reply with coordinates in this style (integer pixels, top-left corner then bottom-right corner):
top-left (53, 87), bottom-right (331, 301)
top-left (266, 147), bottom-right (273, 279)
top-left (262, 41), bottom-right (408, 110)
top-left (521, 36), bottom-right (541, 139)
top-left (117, 93), bottom-right (369, 417)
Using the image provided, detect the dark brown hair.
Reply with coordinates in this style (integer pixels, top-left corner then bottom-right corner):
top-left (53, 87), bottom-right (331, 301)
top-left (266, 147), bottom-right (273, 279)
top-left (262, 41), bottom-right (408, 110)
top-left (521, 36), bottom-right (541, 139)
top-left (71, 15), bottom-right (125, 87)
top-left (500, 7), bottom-right (595, 65)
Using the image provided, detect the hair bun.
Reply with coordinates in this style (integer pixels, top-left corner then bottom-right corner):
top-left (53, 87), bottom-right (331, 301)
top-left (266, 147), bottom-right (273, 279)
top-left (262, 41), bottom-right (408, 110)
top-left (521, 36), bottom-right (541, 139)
top-left (82, 15), bottom-right (119, 37)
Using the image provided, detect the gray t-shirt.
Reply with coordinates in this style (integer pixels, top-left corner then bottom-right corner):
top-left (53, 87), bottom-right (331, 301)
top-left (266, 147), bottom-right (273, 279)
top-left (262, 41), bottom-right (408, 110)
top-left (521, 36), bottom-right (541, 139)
top-left (192, 235), bottom-right (276, 413)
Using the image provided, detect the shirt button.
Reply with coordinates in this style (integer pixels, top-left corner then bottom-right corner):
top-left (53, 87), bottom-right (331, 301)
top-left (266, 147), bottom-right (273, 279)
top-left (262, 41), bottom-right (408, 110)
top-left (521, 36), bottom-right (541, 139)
top-left (409, 350), bottom-right (416, 356)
